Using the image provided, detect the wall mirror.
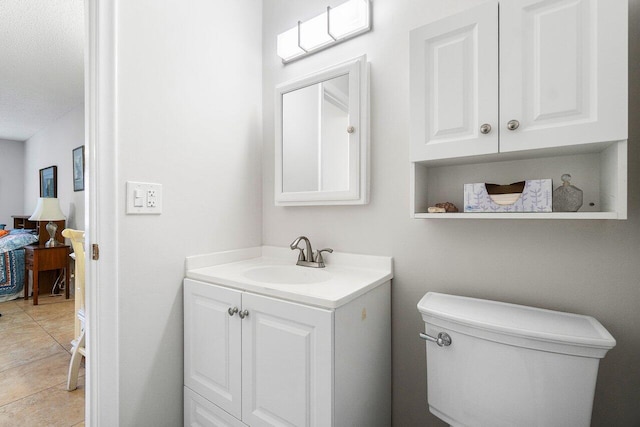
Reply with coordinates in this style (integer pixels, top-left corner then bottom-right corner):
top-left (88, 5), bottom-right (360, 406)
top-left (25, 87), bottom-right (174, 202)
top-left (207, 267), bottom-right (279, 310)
top-left (275, 55), bottom-right (369, 205)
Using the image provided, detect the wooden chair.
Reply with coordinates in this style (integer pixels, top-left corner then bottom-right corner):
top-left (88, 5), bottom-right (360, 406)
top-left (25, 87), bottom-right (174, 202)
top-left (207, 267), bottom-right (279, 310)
top-left (62, 228), bottom-right (85, 391)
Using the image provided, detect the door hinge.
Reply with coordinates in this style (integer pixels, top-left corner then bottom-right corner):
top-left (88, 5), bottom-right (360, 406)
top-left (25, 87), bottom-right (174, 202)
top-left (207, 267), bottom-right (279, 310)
top-left (92, 244), bottom-right (100, 260)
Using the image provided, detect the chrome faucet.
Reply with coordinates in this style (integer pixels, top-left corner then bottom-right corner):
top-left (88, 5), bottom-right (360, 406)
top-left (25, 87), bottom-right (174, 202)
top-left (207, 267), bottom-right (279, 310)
top-left (290, 236), bottom-right (313, 262)
top-left (290, 236), bottom-right (333, 268)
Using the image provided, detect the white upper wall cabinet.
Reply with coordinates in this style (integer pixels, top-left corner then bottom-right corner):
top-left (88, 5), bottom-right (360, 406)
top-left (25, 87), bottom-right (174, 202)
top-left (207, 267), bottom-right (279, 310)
top-left (410, 0), bottom-right (628, 162)
top-left (409, 0), bottom-right (627, 219)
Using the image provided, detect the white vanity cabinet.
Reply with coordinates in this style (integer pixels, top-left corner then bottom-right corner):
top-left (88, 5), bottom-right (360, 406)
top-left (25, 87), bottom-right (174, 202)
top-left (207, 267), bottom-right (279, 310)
top-left (410, 0), bottom-right (627, 219)
top-left (184, 278), bottom-right (391, 427)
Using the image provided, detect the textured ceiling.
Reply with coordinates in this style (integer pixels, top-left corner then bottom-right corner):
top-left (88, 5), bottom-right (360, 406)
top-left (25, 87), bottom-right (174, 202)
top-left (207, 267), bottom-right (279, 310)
top-left (0, 0), bottom-right (84, 142)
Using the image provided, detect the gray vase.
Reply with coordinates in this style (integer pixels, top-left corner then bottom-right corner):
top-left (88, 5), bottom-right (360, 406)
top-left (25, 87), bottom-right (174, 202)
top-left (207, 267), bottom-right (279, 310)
top-left (553, 174), bottom-right (583, 212)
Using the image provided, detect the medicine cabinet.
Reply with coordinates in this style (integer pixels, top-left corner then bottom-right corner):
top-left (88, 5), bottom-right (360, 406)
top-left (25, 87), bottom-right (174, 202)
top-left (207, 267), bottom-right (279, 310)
top-left (275, 55), bottom-right (369, 206)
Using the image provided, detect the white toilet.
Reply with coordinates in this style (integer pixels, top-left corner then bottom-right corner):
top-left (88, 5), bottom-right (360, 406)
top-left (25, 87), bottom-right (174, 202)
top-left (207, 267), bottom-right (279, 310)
top-left (417, 292), bottom-right (616, 427)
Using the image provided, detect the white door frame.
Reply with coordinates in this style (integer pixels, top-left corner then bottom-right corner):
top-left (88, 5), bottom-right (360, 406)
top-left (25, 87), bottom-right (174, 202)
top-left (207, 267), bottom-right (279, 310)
top-left (85, 0), bottom-right (119, 424)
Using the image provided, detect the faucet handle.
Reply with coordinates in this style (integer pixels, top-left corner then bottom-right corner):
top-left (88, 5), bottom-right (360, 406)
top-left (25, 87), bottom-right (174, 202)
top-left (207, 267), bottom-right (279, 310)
top-left (292, 246), bottom-right (305, 261)
top-left (314, 248), bottom-right (333, 265)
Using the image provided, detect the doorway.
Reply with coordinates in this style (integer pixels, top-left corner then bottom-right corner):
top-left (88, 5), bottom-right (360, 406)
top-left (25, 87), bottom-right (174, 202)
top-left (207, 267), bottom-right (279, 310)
top-left (0, 0), bottom-right (87, 424)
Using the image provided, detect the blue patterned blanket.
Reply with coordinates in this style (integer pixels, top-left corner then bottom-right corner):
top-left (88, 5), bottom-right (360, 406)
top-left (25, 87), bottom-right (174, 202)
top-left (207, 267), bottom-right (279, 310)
top-left (0, 249), bottom-right (26, 298)
top-left (0, 232), bottom-right (39, 301)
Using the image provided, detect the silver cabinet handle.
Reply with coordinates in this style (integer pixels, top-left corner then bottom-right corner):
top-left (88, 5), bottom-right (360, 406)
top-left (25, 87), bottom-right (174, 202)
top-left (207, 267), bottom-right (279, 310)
top-left (238, 309), bottom-right (249, 319)
top-left (228, 307), bottom-right (239, 316)
top-left (419, 332), bottom-right (452, 347)
top-left (480, 123), bottom-right (492, 134)
top-left (347, 126), bottom-right (355, 134)
top-left (507, 120), bottom-right (520, 131)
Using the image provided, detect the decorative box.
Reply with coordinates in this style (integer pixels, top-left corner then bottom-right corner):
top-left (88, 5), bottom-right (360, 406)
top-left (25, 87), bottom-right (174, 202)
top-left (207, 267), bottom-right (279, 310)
top-left (464, 179), bottom-right (552, 213)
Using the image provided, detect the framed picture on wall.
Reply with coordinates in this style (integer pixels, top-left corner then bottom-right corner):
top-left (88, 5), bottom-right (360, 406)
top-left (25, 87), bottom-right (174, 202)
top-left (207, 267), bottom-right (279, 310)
top-left (39, 166), bottom-right (57, 198)
top-left (73, 145), bottom-right (85, 192)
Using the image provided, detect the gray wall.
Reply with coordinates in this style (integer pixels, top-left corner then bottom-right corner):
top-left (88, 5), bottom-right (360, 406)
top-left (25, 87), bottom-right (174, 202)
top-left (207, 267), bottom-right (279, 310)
top-left (0, 105), bottom-right (84, 232)
top-left (24, 105), bottom-right (85, 230)
top-left (262, 1), bottom-right (640, 425)
top-left (114, 0), bottom-right (263, 424)
top-left (0, 139), bottom-right (24, 228)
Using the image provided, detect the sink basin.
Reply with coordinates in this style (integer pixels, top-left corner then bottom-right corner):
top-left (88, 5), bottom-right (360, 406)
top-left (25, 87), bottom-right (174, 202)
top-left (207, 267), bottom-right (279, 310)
top-left (186, 246), bottom-right (393, 308)
top-left (243, 265), bottom-right (331, 285)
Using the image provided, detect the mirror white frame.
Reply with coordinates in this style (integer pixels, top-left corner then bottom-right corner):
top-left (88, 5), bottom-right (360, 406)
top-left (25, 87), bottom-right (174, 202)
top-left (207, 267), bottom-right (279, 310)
top-left (275, 55), bottom-right (369, 206)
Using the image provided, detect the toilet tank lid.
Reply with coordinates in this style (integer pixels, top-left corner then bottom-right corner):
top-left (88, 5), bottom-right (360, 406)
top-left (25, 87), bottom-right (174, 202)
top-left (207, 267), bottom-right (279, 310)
top-left (417, 293), bottom-right (616, 350)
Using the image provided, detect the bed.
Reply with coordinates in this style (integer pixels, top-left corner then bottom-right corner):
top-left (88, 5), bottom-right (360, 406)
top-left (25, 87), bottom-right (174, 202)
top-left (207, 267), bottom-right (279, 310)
top-left (0, 230), bottom-right (39, 302)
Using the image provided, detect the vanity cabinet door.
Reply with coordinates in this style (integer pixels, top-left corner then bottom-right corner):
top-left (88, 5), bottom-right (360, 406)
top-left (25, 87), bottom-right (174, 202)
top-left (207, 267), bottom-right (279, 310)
top-left (410, 1), bottom-right (499, 161)
top-left (184, 279), bottom-right (243, 419)
top-left (499, 0), bottom-right (627, 152)
top-left (241, 293), bottom-right (333, 427)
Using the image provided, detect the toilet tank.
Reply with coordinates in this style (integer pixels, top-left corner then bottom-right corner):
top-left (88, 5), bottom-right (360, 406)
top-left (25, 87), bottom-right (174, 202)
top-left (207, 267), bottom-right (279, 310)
top-left (417, 293), bottom-right (616, 427)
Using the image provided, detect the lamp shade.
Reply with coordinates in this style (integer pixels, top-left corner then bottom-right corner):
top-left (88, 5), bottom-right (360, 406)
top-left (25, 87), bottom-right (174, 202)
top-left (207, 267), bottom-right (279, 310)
top-left (29, 198), bottom-right (65, 221)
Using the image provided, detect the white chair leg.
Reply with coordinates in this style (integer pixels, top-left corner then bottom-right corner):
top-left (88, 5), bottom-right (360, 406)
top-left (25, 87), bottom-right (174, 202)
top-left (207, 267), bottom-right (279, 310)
top-left (66, 329), bottom-right (85, 391)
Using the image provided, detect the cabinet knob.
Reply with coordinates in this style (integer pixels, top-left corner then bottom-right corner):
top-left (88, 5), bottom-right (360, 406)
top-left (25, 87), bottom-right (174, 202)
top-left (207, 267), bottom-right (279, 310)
top-left (480, 123), bottom-right (492, 134)
top-left (507, 120), bottom-right (520, 131)
top-left (238, 309), bottom-right (249, 319)
top-left (347, 126), bottom-right (355, 134)
top-left (228, 307), bottom-right (239, 316)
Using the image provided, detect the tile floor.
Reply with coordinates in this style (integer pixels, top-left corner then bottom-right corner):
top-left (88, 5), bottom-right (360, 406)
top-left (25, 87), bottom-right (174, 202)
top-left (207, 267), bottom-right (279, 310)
top-left (0, 295), bottom-right (84, 426)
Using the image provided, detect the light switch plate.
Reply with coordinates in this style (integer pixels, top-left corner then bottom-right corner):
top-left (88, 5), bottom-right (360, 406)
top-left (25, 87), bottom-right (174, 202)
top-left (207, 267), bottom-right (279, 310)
top-left (126, 181), bottom-right (163, 214)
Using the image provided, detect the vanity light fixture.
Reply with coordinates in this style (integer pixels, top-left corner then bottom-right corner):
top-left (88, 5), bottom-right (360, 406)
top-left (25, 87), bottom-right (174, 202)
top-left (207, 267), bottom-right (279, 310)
top-left (277, 0), bottom-right (371, 63)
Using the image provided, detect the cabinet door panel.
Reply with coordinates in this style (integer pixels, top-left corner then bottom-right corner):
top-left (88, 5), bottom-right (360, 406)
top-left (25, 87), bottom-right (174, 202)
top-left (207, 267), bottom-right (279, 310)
top-left (500, 0), bottom-right (627, 152)
top-left (410, 1), bottom-right (498, 161)
top-left (184, 387), bottom-right (248, 427)
top-left (184, 280), bottom-right (242, 419)
top-left (241, 293), bottom-right (333, 427)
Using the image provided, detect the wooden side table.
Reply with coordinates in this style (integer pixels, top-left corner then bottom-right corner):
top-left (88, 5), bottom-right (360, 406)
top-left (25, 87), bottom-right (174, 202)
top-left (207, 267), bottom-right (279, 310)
top-left (24, 245), bottom-right (70, 305)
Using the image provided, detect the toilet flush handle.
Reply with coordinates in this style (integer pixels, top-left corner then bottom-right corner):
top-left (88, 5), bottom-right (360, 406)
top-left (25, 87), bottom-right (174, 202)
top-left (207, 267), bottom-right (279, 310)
top-left (419, 332), bottom-right (452, 347)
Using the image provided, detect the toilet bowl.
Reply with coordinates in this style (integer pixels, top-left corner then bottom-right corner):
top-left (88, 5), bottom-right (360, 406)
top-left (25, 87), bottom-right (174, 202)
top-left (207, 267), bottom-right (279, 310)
top-left (417, 292), bottom-right (616, 427)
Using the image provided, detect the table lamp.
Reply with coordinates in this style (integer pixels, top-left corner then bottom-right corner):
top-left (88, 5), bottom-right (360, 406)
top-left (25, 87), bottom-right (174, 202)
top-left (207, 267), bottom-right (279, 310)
top-left (29, 198), bottom-right (65, 247)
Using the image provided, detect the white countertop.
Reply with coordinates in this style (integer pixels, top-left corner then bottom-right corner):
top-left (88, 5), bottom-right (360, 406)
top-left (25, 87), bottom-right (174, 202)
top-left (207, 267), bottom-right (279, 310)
top-left (185, 246), bottom-right (393, 309)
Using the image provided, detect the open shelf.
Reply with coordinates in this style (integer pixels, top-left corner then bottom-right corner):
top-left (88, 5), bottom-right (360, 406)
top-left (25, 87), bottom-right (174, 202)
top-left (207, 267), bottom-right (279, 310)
top-left (410, 141), bottom-right (627, 220)
top-left (413, 212), bottom-right (619, 220)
